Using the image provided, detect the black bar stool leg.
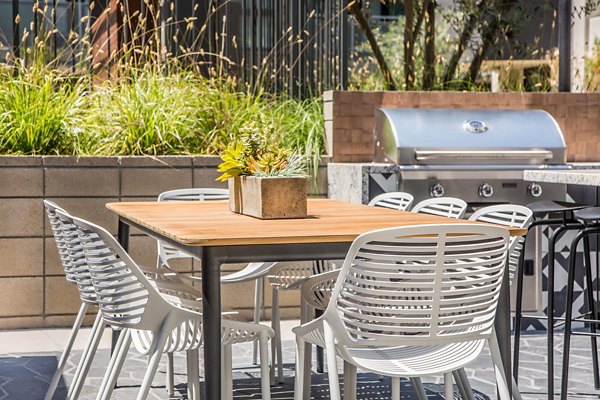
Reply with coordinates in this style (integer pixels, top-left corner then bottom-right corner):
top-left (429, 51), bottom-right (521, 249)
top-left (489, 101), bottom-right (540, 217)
top-left (547, 225), bottom-right (567, 400)
top-left (560, 231), bottom-right (584, 400)
top-left (513, 243), bottom-right (526, 383)
top-left (583, 235), bottom-right (600, 389)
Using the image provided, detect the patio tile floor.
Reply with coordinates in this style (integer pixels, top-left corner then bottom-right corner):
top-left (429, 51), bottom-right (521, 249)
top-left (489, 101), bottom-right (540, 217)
top-left (2, 321), bottom-right (600, 399)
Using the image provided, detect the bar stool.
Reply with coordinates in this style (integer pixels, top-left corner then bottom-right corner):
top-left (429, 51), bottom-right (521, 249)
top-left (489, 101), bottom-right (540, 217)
top-left (513, 200), bottom-right (587, 399)
top-left (560, 207), bottom-right (600, 400)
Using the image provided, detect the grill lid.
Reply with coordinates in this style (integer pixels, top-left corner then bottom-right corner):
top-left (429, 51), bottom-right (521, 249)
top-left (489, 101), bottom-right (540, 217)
top-left (374, 108), bottom-right (566, 165)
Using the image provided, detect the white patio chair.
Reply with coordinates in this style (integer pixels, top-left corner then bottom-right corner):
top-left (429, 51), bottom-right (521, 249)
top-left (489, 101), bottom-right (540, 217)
top-left (43, 200), bottom-right (101, 400)
top-left (157, 188), bottom-right (275, 372)
top-left (268, 193), bottom-right (414, 383)
top-left (267, 260), bottom-right (334, 382)
top-left (469, 204), bottom-right (533, 286)
top-left (66, 210), bottom-right (274, 400)
top-left (293, 223), bottom-right (516, 400)
top-left (411, 196), bottom-right (468, 219)
top-left (368, 191), bottom-right (414, 211)
top-left (47, 200), bottom-right (217, 400)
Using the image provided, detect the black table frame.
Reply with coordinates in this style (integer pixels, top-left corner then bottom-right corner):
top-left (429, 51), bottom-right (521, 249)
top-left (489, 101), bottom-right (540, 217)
top-left (116, 216), bottom-right (514, 400)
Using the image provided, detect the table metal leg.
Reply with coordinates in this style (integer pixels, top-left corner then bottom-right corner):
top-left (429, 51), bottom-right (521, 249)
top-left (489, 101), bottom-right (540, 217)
top-left (113, 220), bottom-right (130, 354)
top-left (201, 247), bottom-right (222, 400)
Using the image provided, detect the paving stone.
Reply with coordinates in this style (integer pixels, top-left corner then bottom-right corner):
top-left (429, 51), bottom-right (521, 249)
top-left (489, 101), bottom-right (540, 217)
top-left (4, 334), bottom-right (600, 399)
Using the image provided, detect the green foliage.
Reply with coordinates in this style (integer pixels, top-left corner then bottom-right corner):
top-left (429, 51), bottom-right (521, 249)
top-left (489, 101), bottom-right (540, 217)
top-left (0, 64), bottom-right (325, 173)
top-left (84, 71), bottom-right (199, 155)
top-left (586, 39), bottom-right (600, 92)
top-left (216, 122), bottom-right (307, 182)
top-left (0, 63), bottom-right (90, 155)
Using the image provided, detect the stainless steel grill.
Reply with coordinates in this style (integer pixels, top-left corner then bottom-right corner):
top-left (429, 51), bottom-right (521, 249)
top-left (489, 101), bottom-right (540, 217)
top-left (373, 108), bottom-right (569, 205)
top-left (371, 108), bottom-right (570, 313)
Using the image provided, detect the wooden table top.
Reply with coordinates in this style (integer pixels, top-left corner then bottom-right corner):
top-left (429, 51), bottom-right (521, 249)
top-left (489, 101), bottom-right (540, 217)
top-left (107, 199), bottom-right (527, 246)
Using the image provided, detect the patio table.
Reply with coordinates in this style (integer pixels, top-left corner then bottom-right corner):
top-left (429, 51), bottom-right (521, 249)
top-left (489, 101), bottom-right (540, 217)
top-left (106, 198), bottom-right (527, 400)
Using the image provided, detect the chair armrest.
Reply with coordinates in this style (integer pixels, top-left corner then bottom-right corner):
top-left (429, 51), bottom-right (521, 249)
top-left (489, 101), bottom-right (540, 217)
top-left (301, 269), bottom-right (340, 310)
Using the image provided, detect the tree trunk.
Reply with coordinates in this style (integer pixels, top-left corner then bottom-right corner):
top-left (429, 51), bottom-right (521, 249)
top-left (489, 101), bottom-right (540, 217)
top-left (442, 9), bottom-right (480, 84)
top-left (403, 0), bottom-right (415, 89)
top-left (348, 0), bottom-right (397, 90)
top-left (422, 0), bottom-right (436, 89)
top-left (468, 0), bottom-right (518, 82)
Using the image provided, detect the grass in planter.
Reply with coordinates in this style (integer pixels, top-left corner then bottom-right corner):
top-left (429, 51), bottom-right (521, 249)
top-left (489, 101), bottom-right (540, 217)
top-left (0, 62), bottom-right (90, 155)
top-left (85, 71), bottom-right (201, 155)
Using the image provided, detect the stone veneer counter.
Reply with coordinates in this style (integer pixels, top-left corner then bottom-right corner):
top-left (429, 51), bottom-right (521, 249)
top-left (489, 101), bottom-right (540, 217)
top-left (524, 169), bottom-right (600, 186)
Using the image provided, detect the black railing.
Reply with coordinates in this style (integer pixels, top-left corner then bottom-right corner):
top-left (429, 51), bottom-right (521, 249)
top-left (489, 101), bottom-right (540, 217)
top-left (1, 0), bottom-right (349, 97)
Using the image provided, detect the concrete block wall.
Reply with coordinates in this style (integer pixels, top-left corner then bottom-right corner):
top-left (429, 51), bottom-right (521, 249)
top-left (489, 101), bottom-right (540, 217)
top-left (0, 155), bottom-right (328, 329)
top-left (323, 91), bottom-right (600, 163)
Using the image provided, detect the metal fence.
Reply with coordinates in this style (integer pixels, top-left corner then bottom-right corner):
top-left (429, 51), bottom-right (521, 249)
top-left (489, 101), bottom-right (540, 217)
top-left (1, 0), bottom-right (349, 97)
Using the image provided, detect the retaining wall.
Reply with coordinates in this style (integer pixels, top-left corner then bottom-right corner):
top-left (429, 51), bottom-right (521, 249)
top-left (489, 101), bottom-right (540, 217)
top-left (0, 155), bottom-right (327, 329)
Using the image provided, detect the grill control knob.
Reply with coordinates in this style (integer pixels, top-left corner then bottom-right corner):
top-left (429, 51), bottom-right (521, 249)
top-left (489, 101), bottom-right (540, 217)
top-left (430, 183), bottom-right (445, 198)
top-left (528, 183), bottom-right (543, 198)
top-left (479, 183), bottom-right (494, 198)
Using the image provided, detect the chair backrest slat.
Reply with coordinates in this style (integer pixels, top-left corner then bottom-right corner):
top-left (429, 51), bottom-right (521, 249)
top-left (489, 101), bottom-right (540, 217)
top-left (368, 192), bottom-right (414, 211)
top-left (64, 211), bottom-right (170, 331)
top-left (411, 197), bottom-right (468, 219)
top-left (469, 205), bottom-right (533, 285)
top-left (44, 200), bottom-right (97, 305)
top-left (326, 224), bottom-right (509, 347)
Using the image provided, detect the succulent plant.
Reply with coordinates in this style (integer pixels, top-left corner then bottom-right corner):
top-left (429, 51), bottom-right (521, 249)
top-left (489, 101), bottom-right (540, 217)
top-left (216, 124), bottom-right (306, 181)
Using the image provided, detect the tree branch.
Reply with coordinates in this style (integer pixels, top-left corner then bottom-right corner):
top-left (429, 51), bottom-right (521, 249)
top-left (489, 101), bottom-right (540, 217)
top-left (348, 0), bottom-right (397, 90)
top-left (442, 8), bottom-right (480, 84)
top-left (404, 0), bottom-right (415, 89)
top-left (422, 0), bottom-right (436, 89)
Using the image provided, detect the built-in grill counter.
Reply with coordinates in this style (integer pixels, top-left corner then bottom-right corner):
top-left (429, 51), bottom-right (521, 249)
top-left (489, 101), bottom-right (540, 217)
top-left (328, 108), bottom-right (573, 317)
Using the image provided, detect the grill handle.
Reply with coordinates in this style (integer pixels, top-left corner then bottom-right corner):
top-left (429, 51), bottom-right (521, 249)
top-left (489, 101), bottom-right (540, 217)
top-left (415, 150), bottom-right (553, 161)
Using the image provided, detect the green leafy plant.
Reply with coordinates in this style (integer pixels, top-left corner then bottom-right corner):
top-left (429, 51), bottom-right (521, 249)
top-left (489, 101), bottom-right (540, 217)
top-left (216, 124), bottom-right (307, 182)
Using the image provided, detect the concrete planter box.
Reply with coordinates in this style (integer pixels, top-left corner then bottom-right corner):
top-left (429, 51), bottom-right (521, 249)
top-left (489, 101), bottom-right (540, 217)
top-left (228, 176), bottom-right (308, 219)
top-left (0, 155), bottom-right (328, 329)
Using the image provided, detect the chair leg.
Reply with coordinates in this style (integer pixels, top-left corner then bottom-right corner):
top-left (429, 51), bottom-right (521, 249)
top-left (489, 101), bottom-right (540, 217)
top-left (410, 377), bottom-right (428, 400)
top-left (186, 349), bottom-right (200, 400)
top-left (45, 302), bottom-right (88, 400)
top-left (324, 325), bottom-right (341, 400)
top-left (302, 339), bottom-right (312, 400)
top-left (221, 343), bottom-right (226, 398)
top-left (252, 278), bottom-right (263, 365)
top-left (271, 286), bottom-right (284, 384)
top-left (258, 332), bottom-right (271, 400)
top-left (489, 330), bottom-right (513, 400)
top-left (67, 309), bottom-right (102, 400)
top-left (136, 329), bottom-right (170, 400)
top-left (342, 362), bottom-right (356, 400)
top-left (294, 337), bottom-right (305, 400)
top-left (444, 372), bottom-right (453, 399)
top-left (560, 232), bottom-right (583, 400)
top-left (166, 352), bottom-right (175, 396)
top-left (315, 308), bottom-right (325, 373)
top-left (391, 377), bottom-right (400, 400)
top-left (69, 313), bottom-right (106, 400)
top-left (223, 344), bottom-right (233, 400)
top-left (511, 375), bottom-right (523, 400)
top-left (583, 235), bottom-right (600, 389)
top-left (97, 329), bottom-right (132, 400)
top-left (453, 369), bottom-right (475, 400)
